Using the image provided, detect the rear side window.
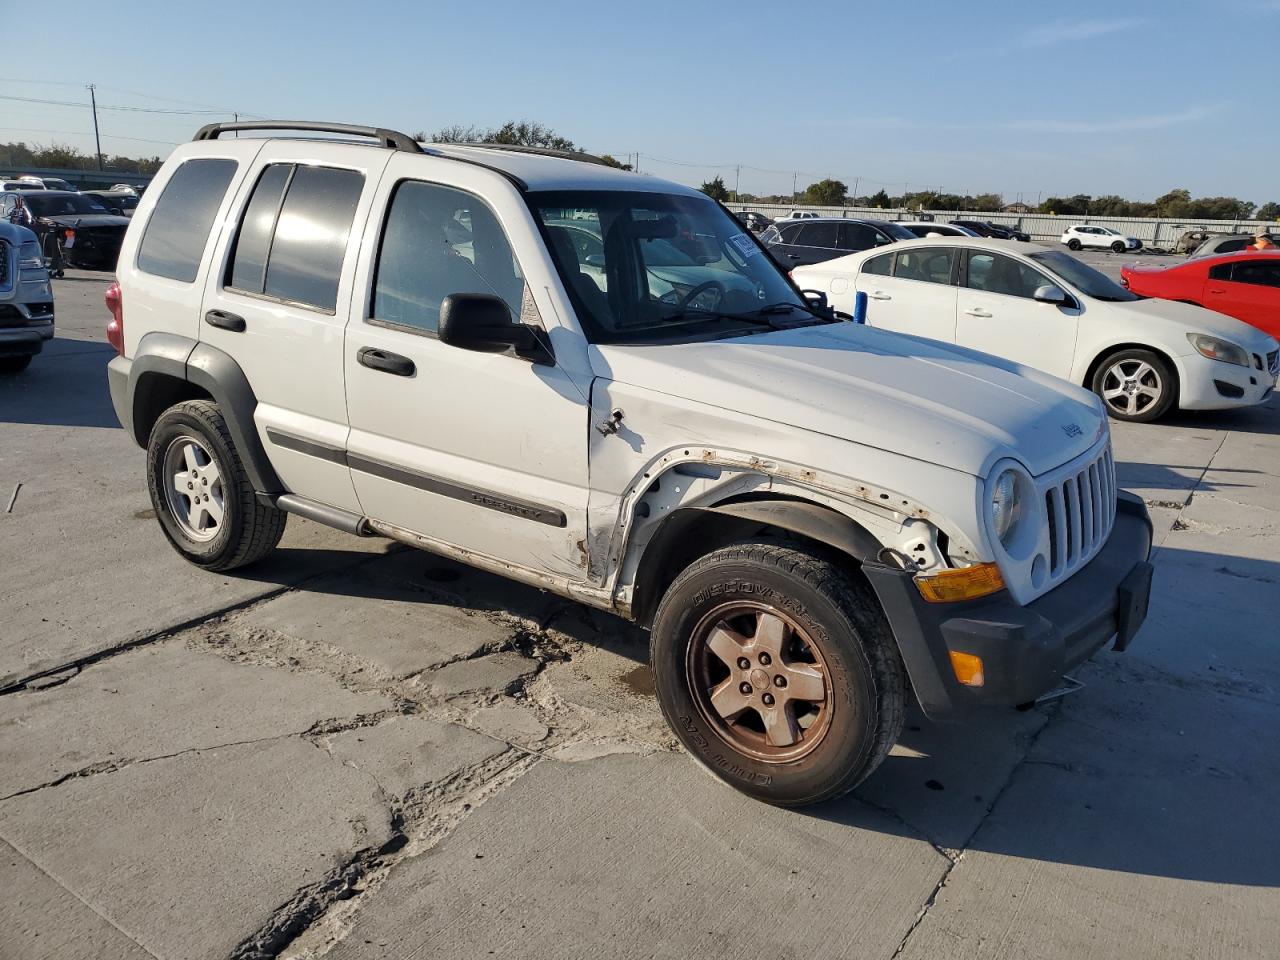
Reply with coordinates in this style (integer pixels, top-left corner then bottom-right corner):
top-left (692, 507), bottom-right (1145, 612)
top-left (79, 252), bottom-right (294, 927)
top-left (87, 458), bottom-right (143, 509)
top-left (137, 159), bottom-right (238, 282)
top-left (1217, 238), bottom-right (1251, 254)
top-left (895, 248), bottom-right (956, 285)
top-left (227, 164), bottom-right (363, 312)
top-left (1208, 263), bottom-right (1233, 281)
top-left (796, 222), bottom-right (839, 248)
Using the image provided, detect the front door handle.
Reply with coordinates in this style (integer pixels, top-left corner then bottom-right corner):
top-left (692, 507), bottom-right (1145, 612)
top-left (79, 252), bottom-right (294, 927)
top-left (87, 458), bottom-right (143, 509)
top-left (868, 291), bottom-right (892, 301)
top-left (357, 347), bottom-right (415, 377)
top-left (963, 308), bottom-right (993, 318)
top-left (205, 309), bottom-right (245, 332)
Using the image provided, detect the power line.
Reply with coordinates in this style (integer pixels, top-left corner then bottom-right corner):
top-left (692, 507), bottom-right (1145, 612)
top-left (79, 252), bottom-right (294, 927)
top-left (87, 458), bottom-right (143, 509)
top-left (0, 93), bottom-right (249, 116)
top-left (0, 77), bottom-right (265, 117)
top-left (0, 126), bottom-right (178, 146)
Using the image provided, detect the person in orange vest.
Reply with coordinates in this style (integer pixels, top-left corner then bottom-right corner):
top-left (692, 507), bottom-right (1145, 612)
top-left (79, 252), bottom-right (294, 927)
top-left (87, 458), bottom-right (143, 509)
top-left (1250, 227), bottom-right (1276, 251)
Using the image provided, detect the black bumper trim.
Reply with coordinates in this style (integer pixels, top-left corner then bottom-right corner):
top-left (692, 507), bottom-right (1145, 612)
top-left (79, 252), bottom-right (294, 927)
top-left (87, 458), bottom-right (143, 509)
top-left (864, 492), bottom-right (1153, 719)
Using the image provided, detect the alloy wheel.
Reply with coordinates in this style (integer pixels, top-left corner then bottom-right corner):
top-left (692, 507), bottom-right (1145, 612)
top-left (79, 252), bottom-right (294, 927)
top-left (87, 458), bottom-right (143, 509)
top-left (162, 435), bottom-right (225, 542)
top-left (1101, 359), bottom-right (1163, 417)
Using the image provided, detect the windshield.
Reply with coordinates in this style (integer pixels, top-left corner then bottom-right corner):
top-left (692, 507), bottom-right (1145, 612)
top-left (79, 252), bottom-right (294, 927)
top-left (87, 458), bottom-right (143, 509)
top-left (25, 193), bottom-right (111, 216)
top-left (532, 190), bottom-right (808, 344)
top-left (1028, 250), bottom-right (1140, 301)
top-left (876, 221), bottom-right (918, 241)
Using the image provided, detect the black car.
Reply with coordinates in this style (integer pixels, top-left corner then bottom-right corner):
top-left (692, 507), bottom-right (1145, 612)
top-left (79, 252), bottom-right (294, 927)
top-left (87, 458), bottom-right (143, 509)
top-left (951, 219), bottom-right (1030, 242)
top-left (738, 211), bottom-right (774, 234)
top-left (84, 190), bottom-right (140, 218)
top-left (1, 191), bottom-right (130, 269)
top-left (761, 217), bottom-right (916, 267)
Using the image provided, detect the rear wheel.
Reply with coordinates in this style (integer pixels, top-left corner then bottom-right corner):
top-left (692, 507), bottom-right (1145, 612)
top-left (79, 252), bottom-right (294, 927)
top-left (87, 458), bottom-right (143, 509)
top-left (0, 355), bottom-right (33, 374)
top-left (147, 400), bottom-right (286, 570)
top-left (1092, 348), bottom-right (1176, 422)
top-left (1111, 240), bottom-right (1126, 253)
top-left (1067, 238), bottom-right (1082, 251)
top-left (650, 540), bottom-right (904, 807)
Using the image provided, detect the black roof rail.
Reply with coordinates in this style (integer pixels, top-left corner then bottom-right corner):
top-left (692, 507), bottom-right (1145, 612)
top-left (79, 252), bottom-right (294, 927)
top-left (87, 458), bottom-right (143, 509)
top-left (445, 142), bottom-right (611, 167)
top-left (192, 121), bottom-right (423, 153)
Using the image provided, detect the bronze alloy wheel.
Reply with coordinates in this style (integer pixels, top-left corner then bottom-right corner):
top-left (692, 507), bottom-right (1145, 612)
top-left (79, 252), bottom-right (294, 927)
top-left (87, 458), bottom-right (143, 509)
top-left (685, 600), bottom-right (834, 762)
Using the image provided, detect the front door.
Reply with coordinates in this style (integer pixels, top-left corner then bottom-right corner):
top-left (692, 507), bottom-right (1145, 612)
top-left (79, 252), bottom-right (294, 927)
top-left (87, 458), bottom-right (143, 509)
top-left (342, 155), bottom-right (592, 579)
top-left (955, 250), bottom-right (1080, 378)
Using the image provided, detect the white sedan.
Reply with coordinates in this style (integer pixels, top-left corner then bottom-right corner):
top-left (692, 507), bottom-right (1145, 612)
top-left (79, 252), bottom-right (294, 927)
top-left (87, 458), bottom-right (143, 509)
top-left (898, 221), bottom-right (980, 238)
top-left (1061, 224), bottom-right (1141, 253)
top-left (792, 238), bottom-right (1278, 422)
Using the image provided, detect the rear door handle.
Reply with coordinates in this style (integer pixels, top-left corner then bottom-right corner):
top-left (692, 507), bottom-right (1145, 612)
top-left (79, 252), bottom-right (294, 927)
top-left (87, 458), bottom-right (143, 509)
top-left (868, 291), bottom-right (892, 301)
top-left (963, 308), bottom-right (993, 318)
top-left (1207, 287), bottom-right (1226, 295)
top-left (204, 309), bottom-right (245, 332)
top-left (786, 253), bottom-right (801, 260)
top-left (357, 347), bottom-right (415, 377)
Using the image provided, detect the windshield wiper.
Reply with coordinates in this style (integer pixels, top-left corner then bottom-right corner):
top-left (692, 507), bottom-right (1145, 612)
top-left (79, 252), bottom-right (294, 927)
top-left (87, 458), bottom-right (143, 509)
top-left (751, 302), bottom-right (841, 325)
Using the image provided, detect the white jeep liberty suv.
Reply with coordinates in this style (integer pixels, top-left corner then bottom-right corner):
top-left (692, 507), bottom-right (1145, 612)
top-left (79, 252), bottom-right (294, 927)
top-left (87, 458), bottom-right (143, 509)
top-left (106, 122), bottom-right (1154, 806)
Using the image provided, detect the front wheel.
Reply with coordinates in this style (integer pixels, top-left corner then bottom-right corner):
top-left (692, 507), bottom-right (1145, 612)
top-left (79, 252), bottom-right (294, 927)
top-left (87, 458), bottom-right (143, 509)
top-left (1111, 240), bottom-right (1126, 253)
top-left (651, 541), bottom-right (905, 806)
top-left (1092, 348), bottom-right (1176, 422)
top-left (1067, 238), bottom-right (1082, 251)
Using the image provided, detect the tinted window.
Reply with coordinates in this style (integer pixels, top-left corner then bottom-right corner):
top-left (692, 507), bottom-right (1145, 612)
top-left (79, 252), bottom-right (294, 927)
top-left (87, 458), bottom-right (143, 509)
top-left (1231, 260), bottom-right (1280, 288)
top-left (1028, 251), bottom-right (1135, 301)
top-left (777, 222), bottom-right (803, 244)
top-left (262, 165), bottom-right (363, 311)
top-left (137, 159), bottom-right (238, 282)
top-left (796, 222), bottom-right (839, 248)
top-left (372, 180), bottom-right (526, 334)
top-left (966, 252), bottom-right (1048, 299)
top-left (895, 248), bottom-right (955, 285)
top-left (1208, 263), bottom-right (1233, 281)
top-left (838, 222), bottom-right (880, 251)
top-left (1217, 238), bottom-right (1251, 254)
top-left (863, 252), bottom-right (893, 276)
top-left (228, 164), bottom-right (292, 294)
top-left (25, 193), bottom-right (110, 216)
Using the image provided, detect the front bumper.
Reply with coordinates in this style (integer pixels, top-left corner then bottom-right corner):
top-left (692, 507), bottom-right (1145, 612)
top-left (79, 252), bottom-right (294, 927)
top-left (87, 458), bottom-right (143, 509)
top-left (1177, 352), bottom-right (1277, 410)
top-left (864, 492), bottom-right (1153, 719)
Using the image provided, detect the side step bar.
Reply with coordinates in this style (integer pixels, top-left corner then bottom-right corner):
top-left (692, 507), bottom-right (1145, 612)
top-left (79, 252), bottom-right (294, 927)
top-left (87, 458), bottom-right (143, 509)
top-left (274, 494), bottom-right (378, 537)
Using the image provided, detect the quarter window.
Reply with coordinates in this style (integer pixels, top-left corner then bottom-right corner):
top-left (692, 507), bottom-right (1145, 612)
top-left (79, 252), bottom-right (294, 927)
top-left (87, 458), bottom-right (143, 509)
top-left (371, 180), bottom-right (527, 335)
top-left (862, 252), bottom-right (893, 276)
top-left (137, 158), bottom-right (238, 282)
top-left (226, 164), bottom-right (363, 312)
top-left (966, 253), bottom-right (1048, 299)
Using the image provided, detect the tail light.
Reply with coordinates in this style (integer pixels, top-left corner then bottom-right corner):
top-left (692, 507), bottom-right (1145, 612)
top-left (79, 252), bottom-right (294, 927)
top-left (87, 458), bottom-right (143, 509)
top-left (105, 281), bottom-right (124, 355)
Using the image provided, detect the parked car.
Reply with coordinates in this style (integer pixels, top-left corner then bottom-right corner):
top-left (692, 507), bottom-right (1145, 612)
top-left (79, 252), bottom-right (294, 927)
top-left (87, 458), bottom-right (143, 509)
top-left (84, 189), bottom-right (140, 217)
top-left (110, 184), bottom-right (142, 196)
top-left (3, 179), bottom-right (44, 191)
top-left (0, 190), bottom-right (130, 269)
top-left (1121, 251), bottom-right (1280, 340)
top-left (951, 220), bottom-right (1029, 242)
top-left (0, 221), bottom-right (55, 373)
top-left (106, 119), bottom-right (1154, 806)
top-left (761, 217), bottom-right (915, 267)
top-left (776, 210), bottom-right (820, 221)
top-left (738, 211), bottom-right (774, 233)
top-left (899, 221), bottom-right (979, 238)
top-left (1061, 224), bottom-right (1142, 253)
top-left (1188, 231), bottom-right (1270, 259)
top-left (20, 176), bottom-right (78, 192)
top-left (792, 238), bottom-right (1277, 422)
top-left (1174, 229), bottom-right (1218, 255)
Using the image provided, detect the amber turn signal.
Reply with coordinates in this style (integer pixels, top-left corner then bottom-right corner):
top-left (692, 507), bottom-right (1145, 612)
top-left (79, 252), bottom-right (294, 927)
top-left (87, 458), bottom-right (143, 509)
top-left (948, 650), bottom-right (986, 687)
top-left (914, 562), bottom-right (1005, 603)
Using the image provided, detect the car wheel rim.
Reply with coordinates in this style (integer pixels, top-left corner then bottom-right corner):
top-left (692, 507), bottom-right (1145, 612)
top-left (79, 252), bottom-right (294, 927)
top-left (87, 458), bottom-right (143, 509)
top-left (685, 601), bottom-right (833, 762)
top-left (1101, 360), bottom-right (1162, 416)
top-left (162, 435), bottom-right (226, 542)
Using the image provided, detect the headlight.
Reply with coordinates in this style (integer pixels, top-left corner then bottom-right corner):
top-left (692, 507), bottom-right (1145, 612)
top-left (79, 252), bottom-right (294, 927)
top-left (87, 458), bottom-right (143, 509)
top-left (18, 241), bottom-right (43, 269)
top-left (990, 468), bottom-right (1023, 546)
top-left (1187, 333), bottom-right (1249, 367)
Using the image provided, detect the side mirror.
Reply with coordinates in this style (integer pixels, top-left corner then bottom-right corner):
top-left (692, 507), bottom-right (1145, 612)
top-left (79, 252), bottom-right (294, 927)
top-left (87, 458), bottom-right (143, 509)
top-left (1033, 284), bottom-right (1071, 306)
top-left (438, 293), bottom-right (553, 364)
top-left (800, 289), bottom-right (830, 312)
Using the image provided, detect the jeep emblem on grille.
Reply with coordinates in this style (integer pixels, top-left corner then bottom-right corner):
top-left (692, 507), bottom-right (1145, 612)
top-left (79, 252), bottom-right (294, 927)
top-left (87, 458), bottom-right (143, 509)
top-left (1062, 423), bottom-right (1083, 438)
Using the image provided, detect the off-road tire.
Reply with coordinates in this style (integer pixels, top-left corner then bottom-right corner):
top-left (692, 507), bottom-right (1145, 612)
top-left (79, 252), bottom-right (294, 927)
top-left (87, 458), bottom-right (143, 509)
top-left (651, 540), bottom-right (905, 807)
top-left (147, 400), bottom-right (286, 571)
top-left (0, 355), bottom-right (32, 374)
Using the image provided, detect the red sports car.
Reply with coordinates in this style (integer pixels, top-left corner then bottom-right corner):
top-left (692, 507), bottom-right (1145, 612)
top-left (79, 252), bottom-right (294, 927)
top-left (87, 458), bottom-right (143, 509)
top-left (1121, 251), bottom-right (1280, 339)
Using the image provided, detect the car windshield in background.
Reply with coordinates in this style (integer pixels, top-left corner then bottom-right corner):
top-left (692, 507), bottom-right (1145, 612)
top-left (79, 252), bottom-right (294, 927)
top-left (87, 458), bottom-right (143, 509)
top-left (877, 221), bottom-right (918, 241)
top-left (24, 193), bottom-right (111, 216)
top-left (532, 190), bottom-right (810, 344)
top-left (1029, 250), bottom-right (1140, 301)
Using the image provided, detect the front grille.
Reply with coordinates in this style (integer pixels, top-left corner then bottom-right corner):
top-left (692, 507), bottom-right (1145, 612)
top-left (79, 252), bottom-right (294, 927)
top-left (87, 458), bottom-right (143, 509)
top-left (0, 240), bottom-right (9, 288)
top-left (1269, 349), bottom-right (1279, 376)
top-left (1044, 444), bottom-right (1115, 578)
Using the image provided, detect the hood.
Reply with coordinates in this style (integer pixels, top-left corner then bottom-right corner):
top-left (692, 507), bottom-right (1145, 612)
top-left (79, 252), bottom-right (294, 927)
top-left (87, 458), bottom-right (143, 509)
top-left (39, 214), bottom-right (130, 229)
top-left (591, 323), bottom-right (1106, 478)
top-left (1107, 297), bottom-right (1277, 352)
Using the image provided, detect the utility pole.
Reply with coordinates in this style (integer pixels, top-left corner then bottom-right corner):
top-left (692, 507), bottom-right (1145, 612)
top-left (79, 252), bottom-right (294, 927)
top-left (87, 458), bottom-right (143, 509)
top-left (734, 165), bottom-right (740, 201)
top-left (792, 172), bottom-right (797, 203)
top-left (87, 83), bottom-right (103, 170)
top-left (233, 112), bottom-right (239, 138)
top-left (852, 177), bottom-right (859, 202)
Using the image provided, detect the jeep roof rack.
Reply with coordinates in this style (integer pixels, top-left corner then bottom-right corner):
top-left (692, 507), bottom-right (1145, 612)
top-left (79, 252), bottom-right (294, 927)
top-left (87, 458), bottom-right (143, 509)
top-left (445, 142), bottom-right (611, 167)
top-left (193, 121), bottom-right (423, 153)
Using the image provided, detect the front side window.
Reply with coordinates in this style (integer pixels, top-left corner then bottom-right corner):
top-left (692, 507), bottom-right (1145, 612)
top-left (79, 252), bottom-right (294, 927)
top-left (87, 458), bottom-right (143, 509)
top-left (138, 159), bottom-right (238, 283)
top-left (966, 252), bottom-right (1050, 299)
top-left (1028, 250), bottom-right (1136, 301)
top-left (894, 248), bottom-right (955, 285)
top-left (372, 180), bottom-right (526, 334)
top-left (533, 189), bottom-right (806, 344)
top-left (226, 163), bottom-right (363, 312)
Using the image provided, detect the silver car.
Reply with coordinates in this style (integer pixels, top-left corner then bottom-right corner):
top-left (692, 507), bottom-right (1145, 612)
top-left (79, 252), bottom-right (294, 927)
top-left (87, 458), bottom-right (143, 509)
top-left (0, 221), bottom-right (55, 373)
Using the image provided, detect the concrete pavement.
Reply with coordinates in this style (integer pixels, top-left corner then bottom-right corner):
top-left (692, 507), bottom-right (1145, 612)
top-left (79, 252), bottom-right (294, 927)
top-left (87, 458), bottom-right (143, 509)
top-left (1, 269), bottom-right (1277, 959)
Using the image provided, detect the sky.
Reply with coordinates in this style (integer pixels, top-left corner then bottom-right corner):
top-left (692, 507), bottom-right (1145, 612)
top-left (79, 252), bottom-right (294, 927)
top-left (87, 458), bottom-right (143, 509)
top-left (3, 0), bottom-right (1276, 204)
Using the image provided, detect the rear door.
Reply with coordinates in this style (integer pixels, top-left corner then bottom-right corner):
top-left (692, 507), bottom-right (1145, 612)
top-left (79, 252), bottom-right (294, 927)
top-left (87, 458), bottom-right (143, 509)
top-left (1207, 259), bottom-right (1280, 338)
top-left (955, 250), bottom-right (1080, 378)
top-left (199, 142), bottom-right (392, 511)
top-left (855, 246), bottom-right (959, 343)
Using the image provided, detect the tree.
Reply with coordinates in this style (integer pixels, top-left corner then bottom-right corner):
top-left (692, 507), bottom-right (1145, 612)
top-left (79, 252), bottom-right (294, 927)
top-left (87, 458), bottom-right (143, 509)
top-left (429, 120), bottom-right (576, 151)
top-left (699, 176), bottom-right (729, 202)
top-left (1257, 202), bottom-right (1280, 221)
top-left (1039, 194), bottom-right (1091, 216)
top-left (598, 154), bottom-right (633, 171)
top-left (969, 193), bottom-right (1003, 213)
top-left (801, 178), bottom-right (848, 206)
top-left (1153, 188), bottom-right (1192, 219)
top-left (867, 189), bottom-right (891, 208)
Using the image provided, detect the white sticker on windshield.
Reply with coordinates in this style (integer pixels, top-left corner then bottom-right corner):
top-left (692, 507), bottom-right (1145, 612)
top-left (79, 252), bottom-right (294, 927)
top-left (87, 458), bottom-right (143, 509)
top-left (728, 233), bottom-right (761, 259)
